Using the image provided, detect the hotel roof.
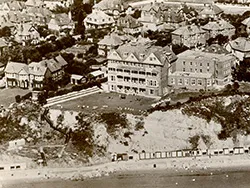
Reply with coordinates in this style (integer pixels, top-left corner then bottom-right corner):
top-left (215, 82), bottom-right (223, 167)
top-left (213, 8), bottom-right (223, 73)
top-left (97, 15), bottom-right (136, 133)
top-left (172, 25), bottom-right (206, 36)
top-left (228, 37), bottom-right (250, 52)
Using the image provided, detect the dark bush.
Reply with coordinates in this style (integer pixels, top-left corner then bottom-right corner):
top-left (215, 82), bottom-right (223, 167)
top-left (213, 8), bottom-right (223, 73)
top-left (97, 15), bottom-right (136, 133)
top-left (15, 95), bottom-right (21, 103)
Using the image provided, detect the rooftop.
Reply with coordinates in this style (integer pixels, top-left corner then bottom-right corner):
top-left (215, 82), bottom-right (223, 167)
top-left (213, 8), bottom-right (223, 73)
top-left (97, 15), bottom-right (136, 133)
top-left (5, 62), bottom-right (28, 74)
top-left (172, 25), bottom-right (206, 36)
top-left (170, 71), bottom-right (213, 79)
top-left (229, 37), bottom-right (250, 52)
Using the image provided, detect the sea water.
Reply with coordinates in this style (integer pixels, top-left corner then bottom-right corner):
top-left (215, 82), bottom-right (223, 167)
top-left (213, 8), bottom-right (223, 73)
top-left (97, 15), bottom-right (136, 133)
top-left (5, 170), bottom-right (250, 188)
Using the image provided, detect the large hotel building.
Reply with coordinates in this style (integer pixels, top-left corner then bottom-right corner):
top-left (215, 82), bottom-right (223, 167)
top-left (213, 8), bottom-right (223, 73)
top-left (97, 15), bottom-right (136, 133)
top-left (106, 40), bottom-right (177, 97)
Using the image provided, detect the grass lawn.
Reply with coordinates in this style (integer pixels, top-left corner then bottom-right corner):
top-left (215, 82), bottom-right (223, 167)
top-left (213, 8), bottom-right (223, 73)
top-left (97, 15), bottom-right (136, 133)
top-left (0, 88), bottom-right (30, 107)
top-left (50, 92), bottom-right (157, 115)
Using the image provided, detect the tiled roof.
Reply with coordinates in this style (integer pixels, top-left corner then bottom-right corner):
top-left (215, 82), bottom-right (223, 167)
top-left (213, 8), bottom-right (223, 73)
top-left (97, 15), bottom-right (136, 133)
top-left (170, 71), bottom-right (213, 79)
top-left (229, 37), bottom-right (250, 52)
top-left (15, 23), bottom-right (38, 37)
top-left (242, 17), bottom-right (250, 26)
top-left (5, 62), bottom-right (28, 74)
top-left (93, 0), bottom-right (128, 11)
top-left (25, 0), bottom-right (44, 7)
top-left (172, 25), bottom-right (206, 36)
top-left (0, 38), bottom-right (8, 48)
top-left (202, 20), bottom-right (234, 31)
top-left (110, 39), bottom-right (177, 65)
top-left (177, 49), bottom-right (236, 62)
top-left (203, 44), bottom-right (230, 54)
top-left (118, 15), bottom-right (143, 29)
top-left (40, 55), bottom-right (67, 73)
top-left (6, 1), bottom-right (26, 11)
top-left (98, 33), bottom-right (123, 46)
top-left (50, 13), bottom-right (73, 26)
top-left (28, 62), bottom-right (47, 76)
top-left (141, 2), bottom-right (169, 12)
top-left (199, 5), bottom-right (223, 16)
top-left (85, 10), bottom-right (115, 25)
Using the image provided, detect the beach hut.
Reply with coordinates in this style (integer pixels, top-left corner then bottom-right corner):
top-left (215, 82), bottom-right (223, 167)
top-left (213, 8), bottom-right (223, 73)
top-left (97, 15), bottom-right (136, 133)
top-left (166, 152), bottom-right (171, 158)
top-left (145, 153), bottom-right (150, 159)
top-left (155, 152), bottom-right (161, 159)
top-left (201, 149), bottom-right (208, 156)
top-left (161, 152), bottom-right (166, 158)
top-left (176, 150), bottom-right (183, 157)
top-left (116, 153), bottom-right (129, 161)
top-left (229, 148), bottom-right (234, 155)
top-left (171, 151), bottom-right (177, 158)
top-left (244, 148), bottom-right (249, 154)
top-left (213, 149), bottom-right (219, 156)
top-left (139, 153), bottom-right (145, 160)
top-left (182, 150), bottom-right (192, 157)
top-left (150, 153), bottom-right (155, 159)
top-left (223, 148), bottom-right (229, 155)
top-left (218, 149), bottom-right (224, 155)
top-left (233, 147), bottom-right (244, 155)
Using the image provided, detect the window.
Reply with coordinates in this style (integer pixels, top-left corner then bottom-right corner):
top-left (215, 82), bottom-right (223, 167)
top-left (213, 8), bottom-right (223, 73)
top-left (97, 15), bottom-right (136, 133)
top-left (207, 79), bottom-right (211, 86)
top-left (200, 63), bottom-right (202, 66)
top-left (132, 70), bottom-right (138, 74)
top-left (111, 85), bottom-right (115, 90)
top-left (207, 63), bottom-right (209, 66)
top-left (178, 78), bottom-right (183, 85)
top-left (139, 71), bottom-right (145, 75)
top-left (184, 78), bottom-right (189, 85)
top-left (191, 79), bottom-right (196, 85)
top-left (150, 89), bottom-right (154, 94)
top-left (200, 69), bottom-right (202, 73)
top-left (183, 61), bottom-right (185, 65)
top-left (190, 68), bottom-right (193, 72)
top-left (170, 78), bottom-right (175, 84)
top-left (123, 52), bottom-right (128, 57)
top-left (110, 76), bottom-right (115, 81)
top-left (197, 79), bottom-right (202, 86)
top-left (183, 68), bottom-right (185, 72)
top-left (147, 72), bottom-right (151, 76)
top-left (149, 57), bottom-right (153, 61)
top-left (190, 62), bottom-right (192, 65)
top-left (152, 73), bottom-right (157, 76)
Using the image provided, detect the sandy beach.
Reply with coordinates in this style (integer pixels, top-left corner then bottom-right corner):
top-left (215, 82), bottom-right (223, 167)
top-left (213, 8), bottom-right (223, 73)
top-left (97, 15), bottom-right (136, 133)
top-left (2, 154), bottom-right (250, 187)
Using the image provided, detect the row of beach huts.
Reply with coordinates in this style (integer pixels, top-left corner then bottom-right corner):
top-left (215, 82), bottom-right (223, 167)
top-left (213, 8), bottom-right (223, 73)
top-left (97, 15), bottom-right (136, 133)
top-left (139, 147), bottom-right (250, 160)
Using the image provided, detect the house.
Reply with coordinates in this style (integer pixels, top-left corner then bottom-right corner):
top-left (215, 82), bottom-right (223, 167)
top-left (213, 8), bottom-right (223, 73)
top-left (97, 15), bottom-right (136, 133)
top-left (84, 9), bottom-right (115, 30)
top-left (88, 70), bottom-right (105, 81)
top-left (138, 2), bottom-right (185, 32)
top-left (202, 20), bottom-right (235, 39)
top-left (106, 39), bottom-right (177, 97)
top-left (71, 74), bottom-right (86, 85)
top-left (4, 55), bottom-right (68, 89)
top-left (25, 0), bottom-right (44, 7)
top-left (39, 55), bottom-right (68, 81)
top-left (168, 46), bottom-right (237, 91)
top-left (97, 33), bottom-right (123, 56)
top-left (48, 13), bottom-right (74, 34)
top-left (242, 17), bottom-right (250, 35)
top-left (5, 62), bottom-right (29, 89)
top-left (25, 7), bottom-right (53, 25)
top-left (62, 44), bottom-right (93, 56)
top-left (28, 62), bottom-right (49, 89)
top-left (14, 23), bottom-right (40, 44)
top-left (171, 25), bottom-right (207, 48)
top-left (8, 138), bottom-right (25, 150)
top-left (44, 0), bottom-right (73, 10)
top-left (198, 4), bottom-right (223, 19)
top-left (92, 0), bottom-right (129, 17)
top-left (117, 15), bottom-right (143, 34)
top-left (225, 37), bottom-right (250, 61)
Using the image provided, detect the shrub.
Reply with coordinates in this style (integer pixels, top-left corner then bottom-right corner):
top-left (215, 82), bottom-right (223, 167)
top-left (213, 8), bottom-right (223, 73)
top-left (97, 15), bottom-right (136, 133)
top-left (124, 131), bottom-right (133, 138)
top-left (15, 95), bottom-right (21, 103)
top-left (100, 112), bottom-right (128, 136)
top-left (135, 121), bottom-right (144, 131)
top-left (189, 135), bottom-right (200, 149)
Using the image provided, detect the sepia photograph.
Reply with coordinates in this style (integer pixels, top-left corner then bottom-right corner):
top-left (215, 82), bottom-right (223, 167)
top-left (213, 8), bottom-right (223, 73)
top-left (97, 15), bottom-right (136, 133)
top-left (0, 0), bottom-right (250, 187)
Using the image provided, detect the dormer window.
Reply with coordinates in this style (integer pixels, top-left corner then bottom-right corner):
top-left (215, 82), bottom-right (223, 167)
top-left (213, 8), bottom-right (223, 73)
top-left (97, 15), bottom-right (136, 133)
top-left (140, 54), bottom-right (145, 59)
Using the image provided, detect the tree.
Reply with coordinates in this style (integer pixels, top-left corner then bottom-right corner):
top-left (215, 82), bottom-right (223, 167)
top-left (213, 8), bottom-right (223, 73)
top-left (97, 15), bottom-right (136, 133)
top-left (131, 9), bottom-right (141, 19)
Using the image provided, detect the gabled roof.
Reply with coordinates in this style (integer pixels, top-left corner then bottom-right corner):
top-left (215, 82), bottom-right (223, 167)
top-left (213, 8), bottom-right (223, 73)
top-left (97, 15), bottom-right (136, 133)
top-left (242, 17), bottom-right (250, 26)
top-left (6, 1), bottom-right (26, 11)
top-left (202, 20), bottom-right (235, 31)
top-left (172, 25), bottom-right (206, 36)
top-left (118, 15), bottom-right (143, 29)
top-left (28, 62), bottom-right (47, 76)
top-left (228, 37), bottom-right (250, 52)
top-left (85, 10), bottom-right (115, 25)
top-left (39, 55), bottom-right (67, 73)
top-left (203, 44), bottom-right (230, 54)
top-left (5, 62), bottom-right (28, 74)
top-left (93, 0), bottom-right (128, 11)
top-left (109, 39), bottom-right (177, 65)
top-left (25, 0), bottom-right (44, 7)
top-left (15, 23), bottom-right (39, 37)
top-left (199, 5), bottom-right (223, 16)
top-left (0, 38), bottom-right (8, 48)
top-left (98, 33), bottom-right (123, 46)
top-left (50, 13), bottom-right (73, 27)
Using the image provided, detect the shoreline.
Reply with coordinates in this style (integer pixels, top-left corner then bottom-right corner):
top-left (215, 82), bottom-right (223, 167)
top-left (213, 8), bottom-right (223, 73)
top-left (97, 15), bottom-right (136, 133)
top-left (2, 154), bottom-right (250, 186)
